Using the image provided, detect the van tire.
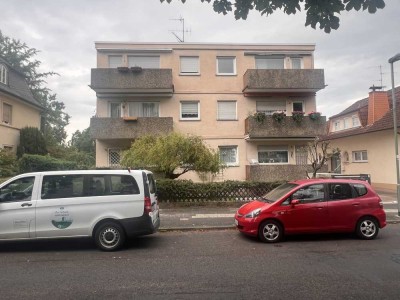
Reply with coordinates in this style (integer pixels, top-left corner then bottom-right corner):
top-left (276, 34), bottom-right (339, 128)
top-left (95, 222), bottom-right (126, 251)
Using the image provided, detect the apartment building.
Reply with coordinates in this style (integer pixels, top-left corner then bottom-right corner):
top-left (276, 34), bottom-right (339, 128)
top-left (90, 42), bottom-right (326, 181)
top-left (0, 57), bottom-right (42, 153)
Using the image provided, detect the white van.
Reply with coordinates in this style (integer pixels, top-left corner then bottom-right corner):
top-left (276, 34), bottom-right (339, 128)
top-left (0, 169), bottom-right (160, 251)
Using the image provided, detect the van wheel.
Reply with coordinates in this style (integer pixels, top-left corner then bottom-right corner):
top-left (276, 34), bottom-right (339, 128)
top-left (258, 220), bottom-right (283, 243)
top-left (95, 222), bottom-right (126, 251)
top-left (356, 217), bottom-right (379, 240)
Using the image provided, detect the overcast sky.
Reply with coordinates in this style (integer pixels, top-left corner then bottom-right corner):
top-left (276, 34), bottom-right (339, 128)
top-left (1, 0), bottom-right (400, 140)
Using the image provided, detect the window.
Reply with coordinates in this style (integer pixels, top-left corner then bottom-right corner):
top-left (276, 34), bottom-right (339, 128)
top-left (344, 117), bottom-right (351, 129)
top-left (256, 100), bottom-right (286, 115)
top-left (329, 183), bottom-right (353, 200)
top-left (41, 175), bottom-right (84, 199)
top-left (128, 56), bottom-right (160, 68)
top-left (108, 55), bottom-right (123, 68)
top-left (255, 56), bottom-right (284, 69)
top-left (0, 176), bottom-right (34, 203)
top-left (147, 174), bottom-right (156, 194)
top-left (0, 64), bottom-right (8, 84)
top-left (352, 115), bottom-right (360, 127)
top-left (333, 120), bottom-right (341, 131)
top-left (219, 146), bottom-right (238, 166)
top-left (180, 56), bottom-right (199, 74)
top-left (292, 184), bottom-right (325, 203)
top-left (109, 149), bottom-right (121, 167)
top-left (110, 103), bottom-right (121, 118)
top-left (180, 101), bottom-right (200, 120)
top-left (109, 175), bottom-right (140, 195)
top-left (2, 103), bottom-right (12, 125)
top-left (217, 101), bottom-right (237, 120)
top-left (353, 184), bottom-right (368, 197)
top-left (292, 102), bottom-right (304, 112)
top-left (353, 150), bottom-right (368, 162)
top-left (291, 58), bottom-right (302, 69)
top-left (258, 145), bottom-right (288, 164)
top-left (128, 102), bottom-right (159, 117)
top-left (217, 57), bottom-right (236, 75)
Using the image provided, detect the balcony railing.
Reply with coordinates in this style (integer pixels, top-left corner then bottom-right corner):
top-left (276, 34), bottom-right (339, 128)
top-left (90, 68), bottom-right (173, 97)
top-left (90, 117), bottom-right (173, 139)
top-left (245, 115), bottom-right (326, 140)
top-left (243, 69), bottom-right (325, 94)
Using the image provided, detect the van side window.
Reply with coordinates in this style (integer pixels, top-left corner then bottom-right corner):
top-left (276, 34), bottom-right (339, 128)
top-left (42, 175), bottom-right (84, 199)
top-left (328, 183), bottom-right (353, 200)
top-left (147, 174), bottom-right (156, 194)
top-left (110, 175), bottom-right (140, 195)
top-left (0, 177), bottom-right (35, 202)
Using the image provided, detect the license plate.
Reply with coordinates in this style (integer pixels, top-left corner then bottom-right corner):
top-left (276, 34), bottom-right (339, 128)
top-left (235, 219), bottom-right (238, 226)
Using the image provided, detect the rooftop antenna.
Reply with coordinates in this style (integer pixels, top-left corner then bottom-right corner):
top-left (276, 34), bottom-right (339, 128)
top-left (369, 84), bottom-right (383, 92)
top-left (169, 17), bottom-right (190, 42)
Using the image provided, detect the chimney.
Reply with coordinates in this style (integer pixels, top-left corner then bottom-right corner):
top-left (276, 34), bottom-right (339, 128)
top-left (368, 86), bottom-right (389, 125)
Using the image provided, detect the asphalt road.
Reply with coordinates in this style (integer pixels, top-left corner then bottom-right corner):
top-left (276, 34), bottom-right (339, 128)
top-left (1, 225), bottom-right (400, 300)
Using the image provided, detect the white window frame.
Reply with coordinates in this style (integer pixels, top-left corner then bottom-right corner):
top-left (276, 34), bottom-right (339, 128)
top-left (180, 56), bottom-right (200, 75)
top-left (258, 145), bottom-right (289, 164)
top-left (344, 117), bottom-right (351, 129)
top-left (128, 55), bottom-right (160, 68)
top-left (180, 101), bottom-right (200, 120)
top-left (352, 115), bottom-right (360, 127)
top-left (127, 102), bottom-right (159, 117)
top-left (219, 146), bottom-right (238, 166)
top-left (352, 150), bottom-right (368, 162)
top-left (0, 64), bottom-right (8, 85)
top-left (217, 101), bottom-right (237, 120)
top-left (108, 55), bottom-right (123, 68)
top-left (333, 120), bottom-right (341, 131)
top-left (216, 56), bottom-right (236, 75)
top-left (290, 57), bottom-right (303, 69)
top-left (109, 102), bottom-right (122, 118)
top-left (292, 101), bottom-right (304, 113)
top-left (2, 102), bottom-right (12, 125)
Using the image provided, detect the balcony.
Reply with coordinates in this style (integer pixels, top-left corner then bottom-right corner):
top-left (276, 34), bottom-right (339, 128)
top-left (243, 69), bottom-right (325, 94)
top-left (90, 68), bottom-right (173, 97)
top-left (246, 164), bottom-right (327, 181)
top-left (90, 117), bottom-right (173, 139)
top-left (245, 115), bottom-right (326, 140)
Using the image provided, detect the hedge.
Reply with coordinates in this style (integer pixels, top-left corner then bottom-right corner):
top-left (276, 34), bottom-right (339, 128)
top-left (156, 179), bottom-right (283, 202)
top-left (19, 154), bottom-right (79, 173)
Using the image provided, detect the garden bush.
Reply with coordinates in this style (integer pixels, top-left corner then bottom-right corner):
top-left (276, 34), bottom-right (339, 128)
top-left (19, 154), bottom-right (79, 173)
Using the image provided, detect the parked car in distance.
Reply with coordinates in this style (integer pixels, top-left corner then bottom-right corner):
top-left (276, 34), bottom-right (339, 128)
top-left (0, 169), bottom-right (160, 251)
top-left (235, 179), bottom-right (386, 243)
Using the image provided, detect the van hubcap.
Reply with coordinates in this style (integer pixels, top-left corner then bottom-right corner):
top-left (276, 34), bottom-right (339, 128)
top-left (101, 228), bottom-right (119, 247)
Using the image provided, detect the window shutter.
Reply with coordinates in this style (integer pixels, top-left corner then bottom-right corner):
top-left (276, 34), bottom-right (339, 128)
top-left (181, 102), bottom-right (199, 118)
top-left (218, 101), bottom-right (236, 120)
top-left (255, 57), bottom-right (284, 69)
top-left (128, 56), bottom-right (160, 68)
top-left (108, 56), bottom-right (123, 68)
top-left (180, 57), bottom-right (199, 73)
top-left (256, 101), bottom-right (286, 114)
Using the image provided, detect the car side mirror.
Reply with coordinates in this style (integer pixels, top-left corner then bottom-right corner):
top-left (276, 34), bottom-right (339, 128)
top-left (291, 199), bottom-right (300, 207)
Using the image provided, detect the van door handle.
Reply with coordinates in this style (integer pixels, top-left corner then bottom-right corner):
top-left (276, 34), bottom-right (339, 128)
top-left (21, 203), bottom-right (32, 207)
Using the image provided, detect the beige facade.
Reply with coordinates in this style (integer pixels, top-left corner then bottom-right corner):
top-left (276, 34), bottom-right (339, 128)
top-left (0, 59), bottom-right (42, 153)
top-left (90, 42), bottom-right (326, 181)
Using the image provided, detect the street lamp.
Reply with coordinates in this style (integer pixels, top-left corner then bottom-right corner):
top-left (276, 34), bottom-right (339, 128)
top-left (388, 53), bottom-right (400, 217)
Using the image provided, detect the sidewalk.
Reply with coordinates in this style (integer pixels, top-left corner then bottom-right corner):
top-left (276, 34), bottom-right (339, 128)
top-left (159, 190), bottom-right (400, 231)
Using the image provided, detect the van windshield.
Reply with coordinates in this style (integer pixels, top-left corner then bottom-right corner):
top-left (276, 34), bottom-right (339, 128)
top-left (260, 183), bottom-right (298, 203)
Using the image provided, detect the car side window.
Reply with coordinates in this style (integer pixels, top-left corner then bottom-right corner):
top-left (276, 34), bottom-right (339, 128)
top-left (291, 184), bottom-right (325, 203)
top-left (0, 177), bottom-right (35, 203)
top-left (329, 183), bottom-right (353, 200)
top-left (352, 184), bottom-right (368, 197)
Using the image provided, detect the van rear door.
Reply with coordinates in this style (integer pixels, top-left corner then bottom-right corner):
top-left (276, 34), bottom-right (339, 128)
top-left (143, 172), bottom-right (159, 226)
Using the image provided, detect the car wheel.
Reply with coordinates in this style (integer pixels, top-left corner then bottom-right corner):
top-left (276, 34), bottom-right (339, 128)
top-left (95, 222), bottom-right (126, 251)
top-left (258, 220), bottom-right (283, 243)
top-left (356, 217), bottom-right (379, 240)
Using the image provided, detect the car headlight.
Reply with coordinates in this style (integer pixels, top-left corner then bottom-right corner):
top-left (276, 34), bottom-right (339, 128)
top-left (245, 208), bottom-right (261, 218)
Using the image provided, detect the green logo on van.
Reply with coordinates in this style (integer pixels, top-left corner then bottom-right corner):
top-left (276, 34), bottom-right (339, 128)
top-left (51, 207), bottom-right (73, 229)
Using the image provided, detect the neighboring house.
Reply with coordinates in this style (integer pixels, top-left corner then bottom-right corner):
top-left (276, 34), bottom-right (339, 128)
top-left (0, 57), bottom-right (43, 153)
top-left (90, 42), bottom-right (326, 181)
top-left (324, 86), bottom-right (400, 190)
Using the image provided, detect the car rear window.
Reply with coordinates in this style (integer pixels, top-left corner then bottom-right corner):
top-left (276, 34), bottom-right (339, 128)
top-left (352, 183), bottom-right (368, 197)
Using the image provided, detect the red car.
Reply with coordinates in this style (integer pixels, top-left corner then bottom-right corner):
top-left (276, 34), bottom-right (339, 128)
top-left (235, 179), bottom-right (386, 243)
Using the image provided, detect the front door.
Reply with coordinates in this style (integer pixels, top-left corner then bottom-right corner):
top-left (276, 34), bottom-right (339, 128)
top-left (331, 153), bottom-right (341, 173)
top-left (0, 176), bottom-right (36, 239)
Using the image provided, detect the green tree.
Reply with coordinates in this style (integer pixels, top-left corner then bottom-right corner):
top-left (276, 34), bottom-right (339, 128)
top-left (69, 128), bottom-right (95, 155)
top-left (0, 30), bottom-right (70, 145)
top-left (121, 132), bottom-right (222, 179)
top-left (0, 149), bottom-right (18, 177)
top-left (161, 0), bottom-right (385, 33)
top-left (17, 127), bottom-right (48, 158)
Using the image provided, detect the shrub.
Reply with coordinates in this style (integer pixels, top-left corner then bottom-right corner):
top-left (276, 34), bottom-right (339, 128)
top-left (272, 111), bottom-right (286, 122)
top-left (308, 111), bottom-right (321, 121)
top-left (17, 127), bottom-right (47, 158)
top-left (0, 149), bottom-right (18, 177)
top-left (252, 112), bottom-right (266, 124)
top-left (291, 111), bottom-right (305, 123)
top-left (18, 154), bottom-right (78, 173)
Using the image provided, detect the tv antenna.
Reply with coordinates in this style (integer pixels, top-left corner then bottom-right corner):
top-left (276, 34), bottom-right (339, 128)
top-left (170, 17), bottom-right (190, 42)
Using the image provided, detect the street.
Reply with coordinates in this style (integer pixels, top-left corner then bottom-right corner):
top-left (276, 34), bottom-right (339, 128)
top-left (1, 225), bottom-right (400, 299)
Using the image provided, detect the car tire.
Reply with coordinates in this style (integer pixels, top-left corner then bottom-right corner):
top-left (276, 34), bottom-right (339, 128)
top-left (95, 222), bottom-right (126, 251)
top-left (258, 220), bottom-right (283, 243)
top-left (356, 217), bottom-right (379, 240)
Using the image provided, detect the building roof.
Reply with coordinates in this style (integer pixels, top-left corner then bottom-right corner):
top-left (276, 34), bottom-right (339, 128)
top-left (0, 57), bottom-right (42, 109)
top-left (323, 86), bottom-right (400, 141)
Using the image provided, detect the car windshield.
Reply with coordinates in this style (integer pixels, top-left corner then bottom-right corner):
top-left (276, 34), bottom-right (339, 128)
top-left (260, 183), bottom-right (298, 203)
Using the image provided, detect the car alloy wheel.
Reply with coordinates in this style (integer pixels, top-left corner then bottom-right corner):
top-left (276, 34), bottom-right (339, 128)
top-left (356, 217), bottom-right (379, 240)
top-left (259, 220), bottom-right (283, 243)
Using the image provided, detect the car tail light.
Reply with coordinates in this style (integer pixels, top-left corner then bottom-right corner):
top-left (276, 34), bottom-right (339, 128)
top-left (144, 196), bottom-right (152, 214)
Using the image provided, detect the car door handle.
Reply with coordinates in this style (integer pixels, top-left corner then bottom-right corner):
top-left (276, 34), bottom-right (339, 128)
top-left (352, 203), bottom-right (360, 206)
top-left (21, 203), bottom-right (32, 207)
